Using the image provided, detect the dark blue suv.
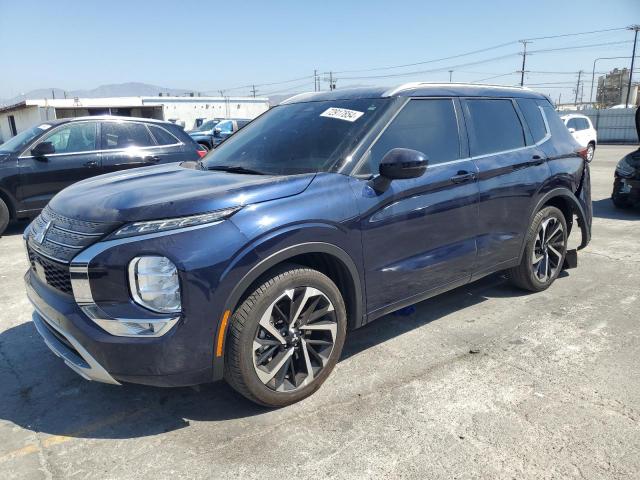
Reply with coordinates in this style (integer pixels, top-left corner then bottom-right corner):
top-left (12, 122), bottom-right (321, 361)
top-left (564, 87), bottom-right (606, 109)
top-left (23, 84), bottom-right (592, 407)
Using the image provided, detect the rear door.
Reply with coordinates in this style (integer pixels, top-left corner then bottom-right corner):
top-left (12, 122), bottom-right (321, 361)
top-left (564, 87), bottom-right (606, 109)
top-left (353, 98), bottom-right (480, 316)
top-left (99, 120), bottom-right (164, 173)
top-left (17, 121), bottom-right (100, 211)
top-left (146, 124), bottom-right (190, 163)
top-left (462, 97), bottom-right (551, 277)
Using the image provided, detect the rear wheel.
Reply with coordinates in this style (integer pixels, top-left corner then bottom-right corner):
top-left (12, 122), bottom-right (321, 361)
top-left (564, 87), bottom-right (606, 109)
top-left (0, 199), bottom-right (9, 236)
top-left (508, 206), bottom-right (568, 292)
top-left (224, 266), bottom-right (347, 407)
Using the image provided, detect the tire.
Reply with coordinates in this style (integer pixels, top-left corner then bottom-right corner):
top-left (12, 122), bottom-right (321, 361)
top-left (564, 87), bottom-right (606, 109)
top-left (612, 178), bottom-right (632, 209)
top-left (0, 198), bottom-right (9, 237)
top-left (586, 142), bottom-right (595, 162)
top-left (508, 206), bottom-right (568, 292)
top-left (224, 265), bottom-right (347, 407)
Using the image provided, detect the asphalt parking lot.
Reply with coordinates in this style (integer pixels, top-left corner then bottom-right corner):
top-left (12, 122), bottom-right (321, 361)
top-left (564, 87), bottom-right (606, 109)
top-left (0, 145), bottom-right (639, 479)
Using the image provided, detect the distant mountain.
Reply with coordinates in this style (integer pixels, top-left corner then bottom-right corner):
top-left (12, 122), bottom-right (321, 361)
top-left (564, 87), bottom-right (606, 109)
top-left (0, 82), bottom-right (193, 106)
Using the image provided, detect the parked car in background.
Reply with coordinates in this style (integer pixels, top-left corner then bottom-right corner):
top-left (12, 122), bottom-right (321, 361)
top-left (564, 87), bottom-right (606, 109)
top-left (561, 114), bottom-right (597, 161)
top-left (188, 118), bottom-right (252, 150)
top-left (0, 116), bottom-right (205, 235)
top-left (23, 84), bottom-right (592, 407)
top-left (612, 108), bottom-right (640, 208)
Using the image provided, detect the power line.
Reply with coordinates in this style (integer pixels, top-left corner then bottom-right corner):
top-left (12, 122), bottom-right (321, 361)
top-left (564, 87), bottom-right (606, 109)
top-left (527, 40), bottom-right (633, 55)
top-left (523, 26), bottom-right (628, 42)
top-left (331, 40), bottom-right (518, 74)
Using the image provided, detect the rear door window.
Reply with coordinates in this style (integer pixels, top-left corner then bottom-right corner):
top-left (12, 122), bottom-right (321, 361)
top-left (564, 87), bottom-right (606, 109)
top-left (516, 98), bottom-right (547, 143)
top-left (101, 122), bottom-right (155, 149)
top-left (464, 99), bottom-right (526, 156)
top-left (361, 98), bottom-right (460, 175)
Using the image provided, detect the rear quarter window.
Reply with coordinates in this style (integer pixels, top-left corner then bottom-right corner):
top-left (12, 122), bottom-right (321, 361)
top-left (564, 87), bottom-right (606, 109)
top-left (148, 125), bottom-right (179, 145)
top-left (541, 106), bottom-right (577, 144)
top-left (516, 98), bottom-right (547, 143)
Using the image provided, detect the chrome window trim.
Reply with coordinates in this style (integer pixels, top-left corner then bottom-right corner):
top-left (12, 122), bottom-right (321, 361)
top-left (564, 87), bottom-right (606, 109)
top-left (352, 96), bottom-right (553, 175)
top-left (19, 120), bottom-right (183, 159)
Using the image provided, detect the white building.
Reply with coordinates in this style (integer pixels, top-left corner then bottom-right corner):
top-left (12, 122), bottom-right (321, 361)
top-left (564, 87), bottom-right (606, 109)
top-left (0, 95), bottom-right (270, 143)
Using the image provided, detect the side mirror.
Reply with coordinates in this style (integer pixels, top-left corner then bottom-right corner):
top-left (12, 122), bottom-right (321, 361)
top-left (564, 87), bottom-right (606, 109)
top-left (371, 148), bottom-right (428, 193)
top-left (568, 127), bottom-right (576, 133)
top-left (213, 127), bottom-right (222, 137)
top-left (31, 141), bottom-right (55, 158)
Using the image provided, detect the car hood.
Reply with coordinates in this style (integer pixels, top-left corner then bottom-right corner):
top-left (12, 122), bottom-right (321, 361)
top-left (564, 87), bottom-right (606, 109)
top-left (49, 163), bottom-right (315, 223)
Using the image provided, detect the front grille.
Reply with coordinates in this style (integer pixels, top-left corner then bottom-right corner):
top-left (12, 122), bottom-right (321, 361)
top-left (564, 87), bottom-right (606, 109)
top-left (26, 206), bottom-right (121, 295)
top-left (27, 246), bottom-right (73, 295)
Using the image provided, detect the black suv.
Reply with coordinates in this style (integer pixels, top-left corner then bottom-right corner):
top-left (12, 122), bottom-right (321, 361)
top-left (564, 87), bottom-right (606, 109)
top-left (0, 116), bottom-right (205, 234)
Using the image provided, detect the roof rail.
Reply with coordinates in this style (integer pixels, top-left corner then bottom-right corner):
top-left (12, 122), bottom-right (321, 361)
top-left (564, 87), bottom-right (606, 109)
top-left (382, 82), bottom-right (532, 97)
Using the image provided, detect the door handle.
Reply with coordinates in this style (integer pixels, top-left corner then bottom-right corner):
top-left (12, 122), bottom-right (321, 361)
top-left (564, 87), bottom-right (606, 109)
top-left (529, 155), bottom-right (545, 166)
top-left (144, 156), bottom-right (160, 163)
top-left (450, 171), bottom-right (476, 184)
top-left (84, 160), bottom-right (98, 168)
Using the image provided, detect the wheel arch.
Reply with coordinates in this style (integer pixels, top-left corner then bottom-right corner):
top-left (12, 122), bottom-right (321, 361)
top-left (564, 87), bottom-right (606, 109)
top-left (211, 241), bottom-right (364, 379)
top-left (519, 188), bottom-right (590, 261)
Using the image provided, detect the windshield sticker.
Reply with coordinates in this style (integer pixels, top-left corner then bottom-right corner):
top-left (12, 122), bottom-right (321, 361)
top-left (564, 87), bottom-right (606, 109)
top-left (320, 107), bottom-right (364, 122)
top-left (38, 124), bottom-right (51, 130)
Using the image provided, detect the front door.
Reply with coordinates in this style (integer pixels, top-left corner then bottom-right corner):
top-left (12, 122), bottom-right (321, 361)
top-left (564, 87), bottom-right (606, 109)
top-left (17, 121), bottom-right (100, 212)
top-left (352, 98), bottom-right (480, 317)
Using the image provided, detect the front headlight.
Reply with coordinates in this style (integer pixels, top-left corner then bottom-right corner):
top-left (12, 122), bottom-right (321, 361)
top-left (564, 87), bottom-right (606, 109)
top-left (110, 207), bottom-right (240, 239)
top-left (129, 256), bottom-right (181, 313)
top-left (616, 158), bottom-right (636, 178)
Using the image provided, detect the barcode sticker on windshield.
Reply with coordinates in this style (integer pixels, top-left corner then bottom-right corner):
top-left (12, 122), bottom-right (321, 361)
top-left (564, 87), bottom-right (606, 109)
top-left (320, 107), bottom-right (364, 122)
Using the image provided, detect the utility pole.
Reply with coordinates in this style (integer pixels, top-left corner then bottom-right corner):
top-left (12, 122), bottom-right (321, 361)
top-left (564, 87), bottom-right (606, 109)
top-left (574, 70), bottom-right (583, 106)
top-left (51, 89), bottom-right (55, 100)
top-left (518, 40), bottom-right (530, 87)
top-left (328, 71), bottom-right (336, 90)
top-left (625, 25), bottom-right (640, 108)
top-left (449, 70), bottom-right (453, 82)
top-left (250, 85), bottom-right (257, 98)
top-left (314, 69), bottom-right (319, 91)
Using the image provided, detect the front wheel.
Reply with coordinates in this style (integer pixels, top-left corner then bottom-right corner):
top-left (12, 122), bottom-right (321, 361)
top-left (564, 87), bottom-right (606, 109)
top-left (586, 143), bottom-right (595, 162)
top-left (508, 206), bottom-right (568, 292)
top-left (224, 266), bottom-right (347, 407)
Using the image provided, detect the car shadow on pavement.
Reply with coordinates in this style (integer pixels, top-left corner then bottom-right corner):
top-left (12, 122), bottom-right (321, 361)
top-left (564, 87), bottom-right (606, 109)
top-left (0, 272), bottom-right (553, 442)
top-left (592, 198), bottom-right (639, 220)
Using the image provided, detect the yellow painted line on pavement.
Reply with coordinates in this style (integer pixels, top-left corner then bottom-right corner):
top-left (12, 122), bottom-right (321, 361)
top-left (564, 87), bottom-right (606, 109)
top-left (0, 408), bottom-right (149, 463)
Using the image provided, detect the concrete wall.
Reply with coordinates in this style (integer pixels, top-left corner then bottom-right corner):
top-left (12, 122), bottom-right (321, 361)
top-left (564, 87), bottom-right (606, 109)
top-left (144, 98), bottom-right (270, 130)
top-left (561, 108), bottom-right (638, 144)
top-left (0, 106), bottom-right (55, 144)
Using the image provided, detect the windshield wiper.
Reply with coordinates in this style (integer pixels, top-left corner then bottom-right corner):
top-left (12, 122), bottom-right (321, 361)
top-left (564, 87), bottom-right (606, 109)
top-left (207, 165), bottom-right (266, 175)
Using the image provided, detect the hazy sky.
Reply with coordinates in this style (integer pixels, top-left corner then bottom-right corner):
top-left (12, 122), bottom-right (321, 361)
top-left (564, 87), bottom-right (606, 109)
top-left (0, 0), bottom-right (638, 102)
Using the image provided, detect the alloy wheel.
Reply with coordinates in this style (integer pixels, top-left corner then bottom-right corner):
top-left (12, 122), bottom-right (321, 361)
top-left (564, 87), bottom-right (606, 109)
top-left (531, 216), bottom-right (565, 283)
top-left (252, 286), bottom-right (337, 392)
top-left (587, 144), bottom-right (594, 162)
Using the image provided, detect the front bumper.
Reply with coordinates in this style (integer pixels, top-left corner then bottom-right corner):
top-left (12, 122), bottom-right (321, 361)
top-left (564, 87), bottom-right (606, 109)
top-left (25, 267), bottom-right (216, 387)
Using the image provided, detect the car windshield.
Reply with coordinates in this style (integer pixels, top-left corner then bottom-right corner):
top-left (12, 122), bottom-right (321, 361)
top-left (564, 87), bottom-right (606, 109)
top-left (0, 124), bottom-right (49, 153)
top-left (202, 98), bottom-right (390, 175)
top-left (193, 120), bottom-right (220, 132)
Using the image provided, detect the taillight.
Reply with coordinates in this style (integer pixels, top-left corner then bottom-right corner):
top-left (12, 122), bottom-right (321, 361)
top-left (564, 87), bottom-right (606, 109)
top-left (196, 149), bottom-right (207, 158)
top-left (577, 146), bottom-right (589, 162)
